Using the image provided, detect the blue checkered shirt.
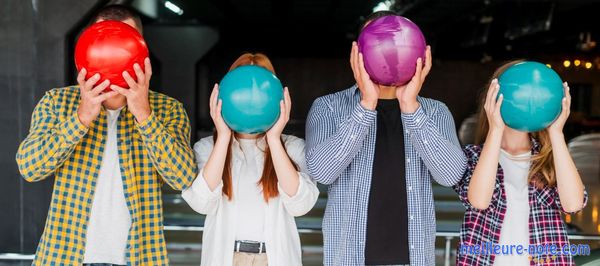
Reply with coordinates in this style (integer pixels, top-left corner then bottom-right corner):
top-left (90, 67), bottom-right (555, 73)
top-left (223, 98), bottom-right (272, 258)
top-left (305, 86), bottom-right (467, 265)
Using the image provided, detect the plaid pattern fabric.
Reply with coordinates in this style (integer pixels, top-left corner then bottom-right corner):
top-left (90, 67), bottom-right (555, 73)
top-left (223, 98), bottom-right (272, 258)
top-left (16, 86), bottom-right (197, 265)
top-left (453, 141), bottom-right (588, 266)
top-left (305, 86), bottom-right (466, 266)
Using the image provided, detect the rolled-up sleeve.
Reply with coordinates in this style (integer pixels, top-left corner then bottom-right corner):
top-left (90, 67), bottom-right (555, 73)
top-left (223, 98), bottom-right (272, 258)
top-left (279, 136), bottom-right (320, 217)
top-left (181, 138), bottom-right (222, 215)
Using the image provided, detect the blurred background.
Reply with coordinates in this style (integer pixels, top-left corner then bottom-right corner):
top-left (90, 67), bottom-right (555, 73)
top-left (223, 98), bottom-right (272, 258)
top-left (2, 0), bottom-right (600, 265)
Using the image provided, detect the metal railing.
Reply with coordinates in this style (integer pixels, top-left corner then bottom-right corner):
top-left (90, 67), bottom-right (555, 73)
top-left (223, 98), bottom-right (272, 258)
top-left (3, 226), bottom-right (600, 266)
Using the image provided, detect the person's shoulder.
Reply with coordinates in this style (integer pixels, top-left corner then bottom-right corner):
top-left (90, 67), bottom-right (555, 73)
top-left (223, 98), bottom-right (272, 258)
top-left (149, 90), bottom-right (182, 110)
top-left (417, 96), bottom-right (450, 113)
top-left (45, 85), bottom-right (80, 99)
top-left (282, 134), bottom-right (305, 146)
top-left (463, 144), bottom-right (483, 159)
top-left (193, 135), bottom-right (215, 152)
top-left (312, 86), bottom-right (357, 109)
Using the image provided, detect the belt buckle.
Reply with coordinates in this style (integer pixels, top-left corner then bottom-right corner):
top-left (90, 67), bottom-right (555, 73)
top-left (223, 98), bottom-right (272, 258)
top-left (235, 241), bottom-right (241, 252)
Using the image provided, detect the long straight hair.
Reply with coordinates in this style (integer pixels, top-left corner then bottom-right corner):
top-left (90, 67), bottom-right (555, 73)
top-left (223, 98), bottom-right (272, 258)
top-left (215, 52), bottom-right (296, 201)
top-left (474, 60), bottom-right (557, 188)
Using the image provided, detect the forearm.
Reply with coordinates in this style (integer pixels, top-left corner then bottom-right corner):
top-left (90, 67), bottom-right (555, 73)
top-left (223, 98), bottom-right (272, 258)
top-left (402, 105), bottom-right (466, 186)
top-left (306, 101), bottom-right (375, 184)
top-left (201, 135), bottom-right (229, 191)
top-left (468, 130), bottom-right (502, 209)
top-left (268, 137), bottom-right (300, 196)
top-left (137, 112), bottom-right (197, 190)
top-left (550, 132), bottom-right (585, 212)
top-left (16, 112), bottom-right (87, 181)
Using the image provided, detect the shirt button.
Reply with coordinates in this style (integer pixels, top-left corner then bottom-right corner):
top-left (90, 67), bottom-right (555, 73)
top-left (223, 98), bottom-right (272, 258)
top-left (496, 184), bottom-right (500, 188)
top-left (410, 215), bottom-right (414, 220)
top-left (406, 158), bottom-right (410, 163)
top-left (358, 113), bottom-right (364, 118)
top-left (408, 186), bottom-right (412, 191)
top-left (416, 118), bottom-right (421, 123)
top-left (411, 245), bottom-right (415, 249)
top-left (423, 140), bottom-right (428, 145)
top-left (350, 135), bottom-right (356, 139)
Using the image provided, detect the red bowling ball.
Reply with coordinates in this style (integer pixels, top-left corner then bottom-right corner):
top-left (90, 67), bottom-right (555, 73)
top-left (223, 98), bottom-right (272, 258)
top-left (75, 20), bottom-right (148, 90)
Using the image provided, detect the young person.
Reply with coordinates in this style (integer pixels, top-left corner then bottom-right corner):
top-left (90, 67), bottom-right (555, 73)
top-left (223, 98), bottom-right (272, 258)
top-left (454, 61), bottom-right (588, 265)
top-left (182, 53), bottom-right (319, 266)
top-left (305, 11), bottom-right (467, 265)
top-left (15, 5), bottom-right (198, 265)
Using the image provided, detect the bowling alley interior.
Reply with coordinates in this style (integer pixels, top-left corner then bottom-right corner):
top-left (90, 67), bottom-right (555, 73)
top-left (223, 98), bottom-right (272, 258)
top-left (2, 0), bottom-right (600, 265)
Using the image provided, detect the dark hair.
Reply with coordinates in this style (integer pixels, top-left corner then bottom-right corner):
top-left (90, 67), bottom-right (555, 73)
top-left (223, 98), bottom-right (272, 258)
top-left (91, 4), bottom-right (142, 32)
top-left (360, 10), bottom-right (399, 31)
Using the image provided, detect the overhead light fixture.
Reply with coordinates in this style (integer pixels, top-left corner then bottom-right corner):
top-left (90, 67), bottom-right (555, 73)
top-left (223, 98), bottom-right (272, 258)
top-left (585, 62), bottom-right (593, 69)
top-left (164, 1), bottom-right (183, 15)
top-left (373, 0), bottom-right (396, 12)
top-left (574, 59), bottom-right (581, 67)
top-left (563, 60), bottom-right (571, 68)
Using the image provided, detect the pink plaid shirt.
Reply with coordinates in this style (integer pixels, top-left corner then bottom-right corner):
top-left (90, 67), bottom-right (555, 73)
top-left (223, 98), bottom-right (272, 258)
top-left (453, 139), bottom-right (588, 266)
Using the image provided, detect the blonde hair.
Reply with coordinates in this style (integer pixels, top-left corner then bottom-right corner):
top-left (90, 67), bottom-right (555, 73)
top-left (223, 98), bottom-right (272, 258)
top-left (475, 60), bottom-right (556, 188)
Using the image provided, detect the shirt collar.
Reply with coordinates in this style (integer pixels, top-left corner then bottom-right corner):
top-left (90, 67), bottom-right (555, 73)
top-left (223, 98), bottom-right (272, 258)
top-left (231, 135), bottom-right (267, 159)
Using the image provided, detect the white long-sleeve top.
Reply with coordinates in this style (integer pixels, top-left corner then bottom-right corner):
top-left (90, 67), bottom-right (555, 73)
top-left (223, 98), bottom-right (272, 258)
top-left (182, 134), bottom-right (320, 266)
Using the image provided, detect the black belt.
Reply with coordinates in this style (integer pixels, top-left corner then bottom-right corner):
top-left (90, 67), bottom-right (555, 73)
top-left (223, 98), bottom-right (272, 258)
top-left (234, 240), bottom-right (267, 254)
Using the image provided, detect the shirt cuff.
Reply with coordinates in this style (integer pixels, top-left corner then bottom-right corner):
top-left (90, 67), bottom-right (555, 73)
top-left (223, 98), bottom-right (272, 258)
top-left (278, 173), bottom-right (305, 202)
top-left (401, 104), bottom-right (427, 129)
top-left (351, 101), bottom-right (377, 126)
top-left (61, 112), bottom-right (89, 144)
top-left (135, 111), bottom-right (161, 141)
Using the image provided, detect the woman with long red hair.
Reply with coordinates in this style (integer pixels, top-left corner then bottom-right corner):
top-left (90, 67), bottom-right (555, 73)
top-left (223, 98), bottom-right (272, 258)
top-left (454, 60), bottom-right (587, 265)
top-left (182, 53), bottom-right (319, 266)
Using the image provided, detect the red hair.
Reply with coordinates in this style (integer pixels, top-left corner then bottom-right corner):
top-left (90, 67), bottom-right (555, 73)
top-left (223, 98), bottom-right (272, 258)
top-left (216, 53), bottom-right (296, 201)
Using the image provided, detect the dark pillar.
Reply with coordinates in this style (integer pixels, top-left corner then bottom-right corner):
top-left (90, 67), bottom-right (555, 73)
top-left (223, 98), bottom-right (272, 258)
top-left (144, 25), bottom-right (219, 139)
top-left (0, 0), bottom-right (100, 254)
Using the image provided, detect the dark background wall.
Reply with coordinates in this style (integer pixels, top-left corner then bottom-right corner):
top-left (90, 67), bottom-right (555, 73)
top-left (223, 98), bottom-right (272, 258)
top-left (2, 0), bottom-right (600, 255)
top-left (0, 0), bottom-right (102, 253)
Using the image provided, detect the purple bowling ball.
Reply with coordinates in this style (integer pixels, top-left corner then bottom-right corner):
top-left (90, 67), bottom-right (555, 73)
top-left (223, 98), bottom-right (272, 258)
top-left (358, 15), bottom-right (426, 86)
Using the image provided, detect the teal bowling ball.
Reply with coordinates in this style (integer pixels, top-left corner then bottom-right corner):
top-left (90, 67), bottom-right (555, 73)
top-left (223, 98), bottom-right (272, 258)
top-left (498, 61), bottom-right (564, 132)
top-left (218, 65), bottom-right (283, 134)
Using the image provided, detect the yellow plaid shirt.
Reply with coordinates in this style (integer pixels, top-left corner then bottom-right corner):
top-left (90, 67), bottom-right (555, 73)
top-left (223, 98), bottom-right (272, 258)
top-left (16, 86), bottom-right (198, 265)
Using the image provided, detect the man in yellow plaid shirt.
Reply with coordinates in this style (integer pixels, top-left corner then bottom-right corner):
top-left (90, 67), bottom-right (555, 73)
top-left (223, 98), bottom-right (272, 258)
top-left (15, 5), bottom-right (197, 265)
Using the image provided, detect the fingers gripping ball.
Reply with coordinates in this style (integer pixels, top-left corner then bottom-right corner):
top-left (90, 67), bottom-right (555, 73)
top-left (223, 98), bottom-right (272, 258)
top-left (218, 65), bottom-right (284, 134)
top-left (358, 15), bottom-right (427, 86)
top-left (75, 20), bottom-right (149, 90)
top-left (498, 61), bottom-right (564, 132)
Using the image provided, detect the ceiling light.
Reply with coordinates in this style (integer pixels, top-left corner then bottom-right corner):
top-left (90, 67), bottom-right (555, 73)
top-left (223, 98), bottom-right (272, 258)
top-left (373, 0), bottom-right (395, 12)
top-left (165, 1), bottom-right (183, 15)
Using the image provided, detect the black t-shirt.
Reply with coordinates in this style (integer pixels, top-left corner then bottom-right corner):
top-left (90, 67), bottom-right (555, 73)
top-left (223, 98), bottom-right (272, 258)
top-left (364, 99), bottom-right (409, 265)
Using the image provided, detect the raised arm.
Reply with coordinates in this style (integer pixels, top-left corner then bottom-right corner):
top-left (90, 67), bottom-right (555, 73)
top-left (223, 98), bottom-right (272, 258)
top-left (267, 88), bottom-right (319, 216)
top-left (182, 85), bottom-right (229, 215)
top-left (395, 46), bottom-right (466, 186)
top-left (466, 79), bottom-right (504, 210)
top-left (16, 92), bottom-right (88, 182)
top-left (16, 70), bottom-right (115, 181)
top-left (305, 42), bottom-right (379, 185)
top-left (111, 59), bottom-right (197, 190)
top-left (547, 83), bottom-right (586, 213)
top-left (402, 101), bottom-right (467, 187)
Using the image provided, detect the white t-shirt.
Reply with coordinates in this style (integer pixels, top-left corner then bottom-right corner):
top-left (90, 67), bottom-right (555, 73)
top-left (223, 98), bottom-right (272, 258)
top-left (234, 138), bottom-right (268, 242)
top-left (494, 149), bottom-right (531, 266)
top-left (83, 108), bottom-right (132, 264)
